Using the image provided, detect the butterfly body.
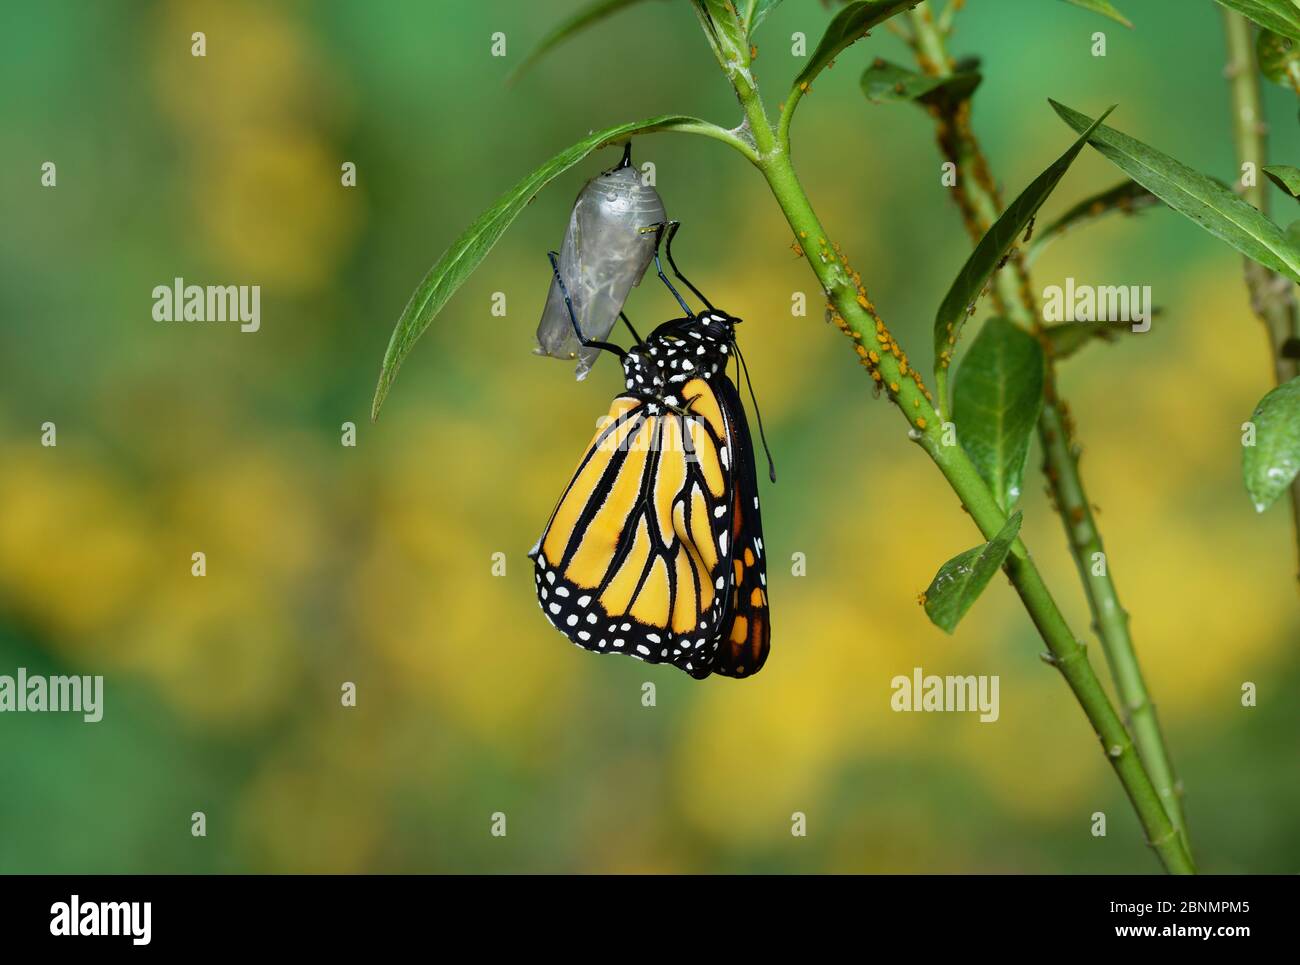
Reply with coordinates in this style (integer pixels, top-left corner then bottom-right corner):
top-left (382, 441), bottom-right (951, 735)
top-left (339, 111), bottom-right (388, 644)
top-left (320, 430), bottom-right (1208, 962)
top-left (530, 309), bottom-right (770, 679)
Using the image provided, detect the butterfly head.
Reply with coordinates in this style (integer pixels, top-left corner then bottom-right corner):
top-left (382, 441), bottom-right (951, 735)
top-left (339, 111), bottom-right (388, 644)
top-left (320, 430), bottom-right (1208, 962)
top-left (663, 310), bottom-right (737, 385)
top-left (621, 310), bottom-right (741, 411)
top-left (697, 308), bottom-right (740, 344)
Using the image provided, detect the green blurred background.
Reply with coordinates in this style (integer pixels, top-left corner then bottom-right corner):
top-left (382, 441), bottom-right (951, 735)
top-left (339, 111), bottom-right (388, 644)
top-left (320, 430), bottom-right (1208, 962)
top-left (1, 0), bottom-right (1297, 873)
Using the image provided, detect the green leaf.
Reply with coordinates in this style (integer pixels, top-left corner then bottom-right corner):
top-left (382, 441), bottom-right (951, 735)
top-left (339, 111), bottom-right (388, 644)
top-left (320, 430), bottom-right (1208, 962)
top-left (953, 319), bottom-right (1045, 512)
top-left (794, 0), bottom-right (922, 92)
top-left (1060, 0), bottom-right (1133, 28)
top-left (1027, 179), bottom-right (1161, 263)
top-left (1257, 28), bottom-right (1300, 85)
top-left (702, 0), bottom-right (748, 55)
top-left (1044, 320), bottom-right (1133, 359)
top-left (923, 512), bottom-right (1023, 634)
top-left (1243, 375), bottom-right (1300, 512)
top-left (371, 115), bottom-right (713, 420)
top-left (509, 0), bottom-right (662, 83)
top-left (1051, 100), bottom-right (1300, 284)
top-left (860, 57), bottom-right (981, 107)
top-left (748, 0), bottom-right (785, 32)
top-left (1264, 164), bottom-right (1300, 199)
top-left (934, 106), bottom-right (1115, 382)
top-left (1215, 0), bottom-right (1300, 43)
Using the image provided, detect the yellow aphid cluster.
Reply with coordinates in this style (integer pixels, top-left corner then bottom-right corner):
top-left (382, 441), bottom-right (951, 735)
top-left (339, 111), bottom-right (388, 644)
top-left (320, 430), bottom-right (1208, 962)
top-left (800, 232), bottom-right (933, 430)
top-left (938, 320), bottom-right (958, 371)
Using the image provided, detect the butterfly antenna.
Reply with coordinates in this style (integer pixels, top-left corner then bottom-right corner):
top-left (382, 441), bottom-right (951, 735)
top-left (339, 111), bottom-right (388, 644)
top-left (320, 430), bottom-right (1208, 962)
top-left (733, 341), bottom-right (776, 484)
top-left (664, 221), bottom-right (715, 311)
top-left (644, 222), bottom-right (694, 318)
top-left (548, 251), bottom-right (626, 359)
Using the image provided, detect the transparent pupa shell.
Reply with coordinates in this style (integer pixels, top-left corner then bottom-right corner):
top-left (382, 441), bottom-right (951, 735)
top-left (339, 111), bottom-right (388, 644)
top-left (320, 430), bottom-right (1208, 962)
top-left (534, 144), bottom-right (666, 380)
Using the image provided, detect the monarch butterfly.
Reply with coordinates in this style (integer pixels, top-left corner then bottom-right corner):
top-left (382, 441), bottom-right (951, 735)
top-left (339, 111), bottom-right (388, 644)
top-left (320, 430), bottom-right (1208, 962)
top-left (529, 221), bottom-right (773, 679)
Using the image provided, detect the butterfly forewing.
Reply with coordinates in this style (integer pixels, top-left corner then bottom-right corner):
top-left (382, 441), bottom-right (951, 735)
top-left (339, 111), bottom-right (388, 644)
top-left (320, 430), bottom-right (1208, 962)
top-left (530, 378), bottom-right (736, 678)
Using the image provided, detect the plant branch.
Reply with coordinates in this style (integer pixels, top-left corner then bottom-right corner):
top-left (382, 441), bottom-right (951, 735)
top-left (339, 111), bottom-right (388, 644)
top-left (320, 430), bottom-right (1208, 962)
top-left (1222, 7), bottom-right (1300, 590)
top-left (898, 1), bottom-right (1193, 860)
top-left (777, 1), bottom-right (925, 152)
top-left (1026, 181), bottom-right (1161, 265)
top-left (937, 0), bottom-right (965, 34)
top-left (720, 6), bottom-right (1193, 873)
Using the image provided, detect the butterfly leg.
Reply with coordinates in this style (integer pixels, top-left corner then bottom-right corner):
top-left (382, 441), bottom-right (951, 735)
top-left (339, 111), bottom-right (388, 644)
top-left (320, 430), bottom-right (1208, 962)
top-left (548, 251), bottom-right (627, 360)
top-left (619, 311), bottom-right (643, 345)
top-left (663, 221), bottom-right (716, 311)
top-left (639, 222), bottom-right (695, 318)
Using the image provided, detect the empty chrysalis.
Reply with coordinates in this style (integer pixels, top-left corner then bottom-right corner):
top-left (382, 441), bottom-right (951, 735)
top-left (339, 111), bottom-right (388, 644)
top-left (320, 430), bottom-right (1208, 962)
top-left (534, 143), bottom-right (666, 379)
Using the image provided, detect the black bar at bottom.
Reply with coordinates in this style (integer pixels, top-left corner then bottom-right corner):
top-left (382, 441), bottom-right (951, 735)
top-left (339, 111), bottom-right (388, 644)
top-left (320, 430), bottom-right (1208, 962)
top-left (0, 873), bottom-right (1280, 949)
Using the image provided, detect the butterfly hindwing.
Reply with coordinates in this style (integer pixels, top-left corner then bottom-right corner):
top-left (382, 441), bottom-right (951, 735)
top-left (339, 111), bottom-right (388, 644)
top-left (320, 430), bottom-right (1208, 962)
top-left (709, 374), bottom-right (771, 678)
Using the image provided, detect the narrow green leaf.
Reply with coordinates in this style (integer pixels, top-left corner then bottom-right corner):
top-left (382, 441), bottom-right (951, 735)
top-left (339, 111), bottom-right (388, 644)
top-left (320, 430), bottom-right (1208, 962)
top-left (953, 319), bottom-right (1045, 512)
top-left (860, 57), bottom-right (981, 107)
top-left (1050, 100), bottom-right (1300, 284)
top-left (923, 512), bottom-right (1023, 634)
top-left (1215, 0), bottom-right (1300, 43)
top-left (371, 115), bottom-right (713, 419)
top-left (703, 0), bottom-right (748, 54)
top-left (1027, 180), bottom-right (1161, 263)
top-left (509, 0), bottom-right (662, 83)
top-left (794, 0), bottom-right (921, 92)
top-left (1060, 0), bottom-right (1133, 28)
top-left (748, 0), bottom-right (785, 32)
top-left (1045, 319), bottom-right (1133, 359)
top-left (1257, 28), bottom-right (1300, 85)
top-left (1243, 375), bottom-right (1300, 512)
top-left (1264, 164), bottom-right (1300, 199)
top-left (934, 106), bottom-right (1115, 380)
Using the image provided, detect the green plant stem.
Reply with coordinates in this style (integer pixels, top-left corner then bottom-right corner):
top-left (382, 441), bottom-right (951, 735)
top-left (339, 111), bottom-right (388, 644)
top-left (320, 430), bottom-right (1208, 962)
top-left (707, 7), bottom-right (1194, 874)
top-left (1222, 7), bottom-right (1300, 591)
top-left (905, 1), bottom-right (1191, 854)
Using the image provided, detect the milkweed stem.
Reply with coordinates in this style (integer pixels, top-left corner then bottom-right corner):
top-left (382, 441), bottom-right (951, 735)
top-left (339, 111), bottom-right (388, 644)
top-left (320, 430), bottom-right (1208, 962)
top-left (903, 0), bottom-right (1192, 860)
top-left (700, 1), bottom-right (1195, 874)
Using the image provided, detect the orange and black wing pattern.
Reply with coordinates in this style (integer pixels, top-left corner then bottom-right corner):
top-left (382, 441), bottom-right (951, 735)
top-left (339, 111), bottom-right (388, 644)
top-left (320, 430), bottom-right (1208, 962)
top-left (529, 377), bottom-right (741, 679)
top-left (709, 373), bottom-right (770, 678)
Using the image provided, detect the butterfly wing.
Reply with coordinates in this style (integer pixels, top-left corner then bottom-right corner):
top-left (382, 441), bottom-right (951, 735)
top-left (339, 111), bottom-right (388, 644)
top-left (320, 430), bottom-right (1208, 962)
top-left (530, 381), bottom-right (735, 679)
top-left (708, 373), bottom-right (771, 678)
